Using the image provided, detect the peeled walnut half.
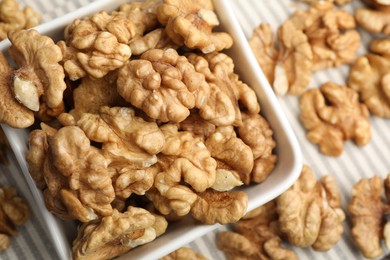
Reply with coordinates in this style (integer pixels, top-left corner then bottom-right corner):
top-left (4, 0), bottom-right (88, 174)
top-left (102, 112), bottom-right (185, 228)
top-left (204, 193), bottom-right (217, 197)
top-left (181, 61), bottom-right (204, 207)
top-left (348, 175), bottom-right (390, 259)
top-left (231, 201), bottom-right (298, 260)
top-left (72, 206), bottom-right (167, 260)
top-left (157, 0), bottom-right (233, 53)
top-left (290, 2), bottom-right (360, 71)
top-left (349, 40), bottom-right (390, 118)
top-left (117, 48), bottom-right (208, 123)
top-left (300, 82), bottom-right (371, 156)
top-left (0, 0), bottom-right (41, 40)
top-left (277, 165), bottom-right (345, 250)
top-left (273, 20), bottom-right (313, 96)
top-left (249, 23), bottom-right (278, 84)
top-left (0, 186), bottom-right (30, 252)
top-left (161, 247), bottom-right (207, 260)
top-left (7, 29), bottom-right (66, 115)
top-left (355, 7), bottom-right (390, 35)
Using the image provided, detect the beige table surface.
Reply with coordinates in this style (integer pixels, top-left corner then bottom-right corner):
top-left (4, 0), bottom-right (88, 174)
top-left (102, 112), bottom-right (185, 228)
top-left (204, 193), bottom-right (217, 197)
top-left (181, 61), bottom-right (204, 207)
top-left (2, 0), bottom-right (389, 259)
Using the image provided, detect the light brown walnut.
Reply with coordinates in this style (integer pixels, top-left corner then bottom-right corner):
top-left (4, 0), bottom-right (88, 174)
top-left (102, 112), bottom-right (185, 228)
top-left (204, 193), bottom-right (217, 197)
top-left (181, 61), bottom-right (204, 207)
top-left (161, 247), bottom-right (207, 260)
top-left (237, 113), bottom-right (277, 184)
top-left (289, 2), bottom-right (360, 71)
top-left (157, 0), bottom-right (233, 53)
top-left (273, 20), bottom-right (313, 96)
top-left (355, 9), bottom-right (390, 35)
top-left (249, 23), bottom-right (278, 84)
top-left (205, 126), bottom-right (254, 185)
top-left (59, 11), bottom-right (134, 80)
top-left (152, 124), bottom-right (216, 216)
top-left (277, 165), bottom-right (345, 250)
top-left (72, 206), bottom-right (166, 260)
top-left (349, 41), bottom-right (390, 118)
top-left (0, 0), bottom-right (41, 40)
top-left (178, 112), bottom-right (216, 139)
top-left (229, 201), bottom-right (298, 260)
top-left (8, 29), bottom-right (66, 114)
top-left (0, 186), bottom-right (29, 252)
top-left (130, 28), bottom-right (178, 56)
top-left (0, 52), bottom-right (33, 128)
top-left (117, 48), bottom-right (207, 123)
top-left (300, 82), bottom-right (371, 157)
top-left (348, 175), bottom-right (390, 259)
top-left (191, 189), bottom-right (248, 224)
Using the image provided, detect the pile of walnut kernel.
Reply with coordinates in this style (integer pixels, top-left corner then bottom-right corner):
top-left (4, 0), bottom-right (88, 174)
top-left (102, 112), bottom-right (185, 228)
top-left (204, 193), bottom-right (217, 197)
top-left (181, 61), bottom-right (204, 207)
top-left (0, 0), bottom-right (279, 259)
top-left (0, 186), bottom-right (30, 252)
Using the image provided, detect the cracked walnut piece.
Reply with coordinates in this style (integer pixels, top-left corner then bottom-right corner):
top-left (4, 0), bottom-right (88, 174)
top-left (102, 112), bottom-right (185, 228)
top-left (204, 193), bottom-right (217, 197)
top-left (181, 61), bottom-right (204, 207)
top-left (8, 29), bottom-right (66, 113)
top-left (117, 48), bottom-right (208, 123)
top-left (289, 2), bottom-right (360, 71)
top-left (72, 206), bottom-right (167, 260)
top-left (273, 20), bottom-right (313, 96)
top-left (355, 7), bottom-right (390, 35)
top-left (238, 113), bottom-right (277, 184)
top-left (249, 23), bottom-right (278, 84)
top-left (348, 175), bottom-right (390, 259)
top-left (277, 165), bottom-right (345, 250)
top-left (349, 39), bottom-right (390, 118)
top-left (0, 186), bottom-right (30, 252)
top-left (0, 52), bottom-right (34, 128)
top-left (300, 82), bottom-right (371, 157)
top-left (227, 201), bottom-right (298, 260)
top-left (0, 0), bottom-right (41, 40)
top-left (160, 247), bottom-right (207, 260)
top-left (157, 0), bottom-right (233, 53)
top-left (190, 189), bottom-right (248, 225)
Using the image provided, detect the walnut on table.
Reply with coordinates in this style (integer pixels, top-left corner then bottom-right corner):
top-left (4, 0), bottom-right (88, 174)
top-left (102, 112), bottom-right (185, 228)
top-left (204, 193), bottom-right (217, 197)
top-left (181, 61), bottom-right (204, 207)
top-left (0, 0), bottom-right (41, 40)
top-left (160, 247), bottom-right (207, 260)
top-left (300, 82), bottom-right (371, 157)
top-left (157, 0), bottom-right (233, 53)
top-left (0, 186), bottom-right (29, 252)
top-left (277, 165), bottom-right (345, 250)
top-left (356, 0), bottom-right (390, 35)
top-left (348, 175), bottom-right (390, 259)
top-left (349, 39), bottom-right (390, 118)
top-left (289, 2), bottom-right (360, 71)
top-left (217, 201), bottom-right (298, 260)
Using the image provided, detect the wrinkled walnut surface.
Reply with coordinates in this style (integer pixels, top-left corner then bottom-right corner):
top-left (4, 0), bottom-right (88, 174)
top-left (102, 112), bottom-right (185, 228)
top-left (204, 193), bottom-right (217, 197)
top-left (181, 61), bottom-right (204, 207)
top-left (355, 9), bottom-right (390, 35)
top-left (300, 82), bottom-right (371, 156)
top-left (348, 175), bottom-right (390, 259)
top-left (277, 165), bottom-right (345, 250)
top-left (349, 41), bottom-right (390, 118)
top-left (160, 247), bottom-right (207, 260)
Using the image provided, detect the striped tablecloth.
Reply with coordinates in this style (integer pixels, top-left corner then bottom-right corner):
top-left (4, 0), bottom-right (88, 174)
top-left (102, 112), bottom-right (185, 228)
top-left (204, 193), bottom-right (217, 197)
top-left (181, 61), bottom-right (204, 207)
top-left (2, 0), bottom-right (390, 259)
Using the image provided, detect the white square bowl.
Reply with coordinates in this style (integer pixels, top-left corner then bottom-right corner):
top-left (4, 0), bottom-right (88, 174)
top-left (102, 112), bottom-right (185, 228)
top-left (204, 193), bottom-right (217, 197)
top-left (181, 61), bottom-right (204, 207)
top-left (0, 0), bottom-right (302, 259)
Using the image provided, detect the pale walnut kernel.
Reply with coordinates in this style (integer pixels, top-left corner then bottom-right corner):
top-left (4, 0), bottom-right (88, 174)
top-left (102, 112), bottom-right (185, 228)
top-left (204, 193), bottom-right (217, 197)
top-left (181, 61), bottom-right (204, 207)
top-left (157, 0), bottom-right (233, 53)
top-left (349, 45), bottom-right (390, 118)
top-left (238, 113), bottom-right (277, 184)
top-left (355, 9), bottom-right (390, 35)
top-left (117, 48), bottom-right (207, 123)
top-left (59, 11), bottom-right (133, 80)
top-left (8, 29), bottom-right (66, 113)
top-left (0, 0), bottom-right (41, 40)
top-left (205, 126), bottom-right (254, 185)
top-left (277, 165), bottom-right (345, 249)
top-left (273, 20), bottom-right (313, 96)
top-left (289, 2), bottom-right (360, 71)
top-left (161, 247), bottom-right (207, 260)
top-left (72, 207), bottom-right (162, 260)
top-left (300, 82), bottom-right (371, 157)
top-left (129, 28), bottom-right (178, 56)
top-left (0, 234), bottom-right (10, 252)
top-left (0, 52), bottom-right (34, 128)
top-left (153, 124), bottom-right (216, 216)
top-left (190, 189), bottom-right (248, 224)
top-left (348, 175), bottom-right (390, 259)
top-left (249, 23), bottom-right (278, 84)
